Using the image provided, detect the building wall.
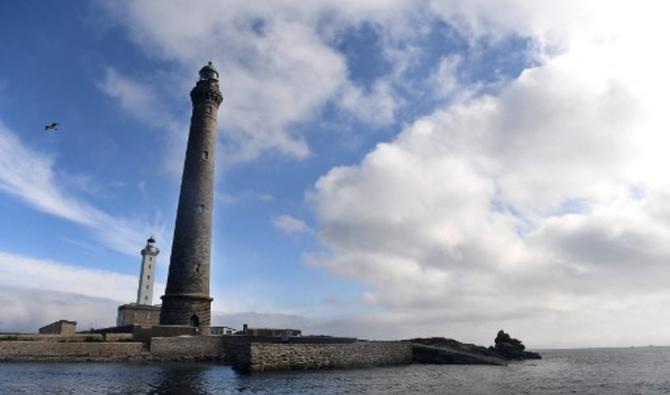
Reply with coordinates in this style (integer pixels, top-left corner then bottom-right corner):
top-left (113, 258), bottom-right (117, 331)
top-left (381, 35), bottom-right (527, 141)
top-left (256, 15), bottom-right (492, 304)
top-left (38, 321), bottom-right (76, 335)
top-left (210, 326), bottom-right (236, 335)
top-left (117, 305), bottom-right (161, 327)
top-left (231, 341), bottom-right (413, 373)
top-left (132, 325), bottom-right (196, 343)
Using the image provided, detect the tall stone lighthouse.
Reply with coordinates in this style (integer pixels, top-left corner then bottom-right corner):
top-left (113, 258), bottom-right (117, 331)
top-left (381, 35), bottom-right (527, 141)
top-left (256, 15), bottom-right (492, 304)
top-left (160, 62), bottom-right (223, 329)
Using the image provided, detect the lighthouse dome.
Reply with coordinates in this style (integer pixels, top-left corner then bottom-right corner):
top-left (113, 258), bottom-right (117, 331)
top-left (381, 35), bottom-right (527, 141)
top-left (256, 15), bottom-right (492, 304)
top-left (142, 236), bottom-right (160, 255)
top-left (199, 62), bottom-right (219, 81)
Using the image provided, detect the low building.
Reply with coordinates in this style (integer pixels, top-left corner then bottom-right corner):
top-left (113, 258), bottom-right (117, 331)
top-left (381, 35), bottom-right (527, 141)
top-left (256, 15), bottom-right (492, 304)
top-left (39, 320), bottom-right (76, 335)
top-left (238, 324), bottom-right (301, 337)
top-left (116, 304), bottom-right (161, 327)
top-left (210, 326), bottom-right (237, 335)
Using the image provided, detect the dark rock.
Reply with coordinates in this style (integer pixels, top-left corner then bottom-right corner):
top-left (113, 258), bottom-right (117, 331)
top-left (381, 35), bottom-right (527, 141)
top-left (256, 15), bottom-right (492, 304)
top-left (490, 330), bottom-right (541, 360)
top-left (412, 343), bottom-right (507, 366)
top-left (407, 337), bottom-right (507, 365)
top-left (409, 337), bottom-right (499, 357)
top-left (404, 333), bottom-right (541, 365)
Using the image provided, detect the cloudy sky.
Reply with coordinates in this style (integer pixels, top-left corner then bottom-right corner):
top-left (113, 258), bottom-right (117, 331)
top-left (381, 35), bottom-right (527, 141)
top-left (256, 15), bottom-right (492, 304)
top-left (1, 0), bottom-right (670, 348)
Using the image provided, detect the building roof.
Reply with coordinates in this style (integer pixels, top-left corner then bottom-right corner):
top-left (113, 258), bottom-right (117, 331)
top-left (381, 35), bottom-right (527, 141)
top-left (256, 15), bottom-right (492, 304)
top-left (39, 319), bottom-right (77, 327)
top-left (118, 303), bottom-right (162, 311)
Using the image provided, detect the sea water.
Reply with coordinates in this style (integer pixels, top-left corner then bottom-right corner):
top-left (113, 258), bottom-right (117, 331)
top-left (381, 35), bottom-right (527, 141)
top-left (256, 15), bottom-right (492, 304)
top-left (1, 347), bottom-right (670, 394)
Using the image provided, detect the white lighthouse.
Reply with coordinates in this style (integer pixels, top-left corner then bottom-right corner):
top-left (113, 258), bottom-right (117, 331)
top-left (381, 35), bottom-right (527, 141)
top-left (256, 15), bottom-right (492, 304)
top-left (137, 236), bottom-right (159, 305)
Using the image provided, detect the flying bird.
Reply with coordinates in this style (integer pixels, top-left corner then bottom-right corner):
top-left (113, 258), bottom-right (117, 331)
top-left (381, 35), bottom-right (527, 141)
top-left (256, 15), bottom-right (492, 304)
top-left (45, 122), bottom-right (59, 131)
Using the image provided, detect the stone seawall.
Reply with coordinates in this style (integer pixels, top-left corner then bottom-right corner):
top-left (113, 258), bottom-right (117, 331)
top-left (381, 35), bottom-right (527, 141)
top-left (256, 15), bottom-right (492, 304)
top-left (232, 341), bottom-right (413, 373)
top-left (150, 336), bottom-right (225, 360)
top-left (103, 333), bottom-right (133, 342)
top-left (0, 341), bottom-right (145, 361)
top-left (0, 334), bottom-right (104, 342)
top-left (0, 336), bottom-right (413, 372)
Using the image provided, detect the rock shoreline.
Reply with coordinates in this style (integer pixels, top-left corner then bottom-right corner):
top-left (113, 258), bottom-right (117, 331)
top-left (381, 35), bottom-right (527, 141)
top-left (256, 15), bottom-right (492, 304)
top-left (407, 330), bottom-right (541, 365)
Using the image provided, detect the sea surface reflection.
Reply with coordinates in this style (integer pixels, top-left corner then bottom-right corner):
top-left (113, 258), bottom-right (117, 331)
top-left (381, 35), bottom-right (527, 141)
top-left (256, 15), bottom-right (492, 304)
top-left (3, 347), bottom-right (670, 394)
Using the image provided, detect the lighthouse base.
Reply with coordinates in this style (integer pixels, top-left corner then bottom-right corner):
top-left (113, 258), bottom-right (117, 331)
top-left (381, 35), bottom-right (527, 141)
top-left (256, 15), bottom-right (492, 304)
top-left (159, 293), bottom-right (213, 330)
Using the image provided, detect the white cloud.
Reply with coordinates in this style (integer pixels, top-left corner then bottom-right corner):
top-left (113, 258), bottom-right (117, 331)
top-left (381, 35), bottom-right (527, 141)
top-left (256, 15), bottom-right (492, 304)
top-left (308, 2), bottom-right (670, 346)
top-left (338, 79), bottom-right (399, 126)
top-left (0, 286), bottom-right (121, 333)
top-left (98, 68), bottom-right (189, 177)
top-left (0, 121), bottom-right (165, 256)
top-left (98, 67), bottom-right (167, 128)
top-left (272, 214), bottom-right (312, 235)
top-left (0, 250), bottom-right (170, 332)
top-left (216, 190), bottom-right (274, 206)
top-left (427, 55), bottom-right (462, 99)
top-left (99, 1), bottom-right (664, 167)
top-left (99, 1), bottom-right (452, 165)
top-left (103, 1), bottom-right (345, 164)
top-left (0, 251), bottom-right (164, 303)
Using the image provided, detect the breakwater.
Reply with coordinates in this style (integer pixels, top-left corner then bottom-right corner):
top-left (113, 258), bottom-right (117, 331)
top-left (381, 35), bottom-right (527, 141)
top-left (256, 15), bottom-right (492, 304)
top-left (232, 341), bottom-right (412, 373)
top-left (0, 331), bottom-right (536, 371)
top-left (0, 340), bottom-right (145, 361)
top-left (0, 335), bottom-right (412, 372)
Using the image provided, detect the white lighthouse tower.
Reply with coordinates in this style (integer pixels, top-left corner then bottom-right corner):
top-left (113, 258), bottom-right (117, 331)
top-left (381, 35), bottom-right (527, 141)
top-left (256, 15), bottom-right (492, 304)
top-left (137, 236), bottom-right (159, 305)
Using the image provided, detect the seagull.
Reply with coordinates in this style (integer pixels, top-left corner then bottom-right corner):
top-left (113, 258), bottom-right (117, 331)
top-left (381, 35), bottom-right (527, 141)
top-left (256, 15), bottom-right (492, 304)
top-left (45, 122), bottom-right (59, 131)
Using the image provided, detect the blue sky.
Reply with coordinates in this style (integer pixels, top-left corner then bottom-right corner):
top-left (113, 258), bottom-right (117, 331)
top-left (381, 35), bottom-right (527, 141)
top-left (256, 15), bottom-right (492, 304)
top-left (2, 1), bottom-right (670, 347)
top-left (0, 2), bottom-right (527, 304)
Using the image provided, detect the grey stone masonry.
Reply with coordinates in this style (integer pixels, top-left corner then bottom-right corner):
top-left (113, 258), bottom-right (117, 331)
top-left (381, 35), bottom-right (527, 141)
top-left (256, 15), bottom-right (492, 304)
top-left (150, 336), bottom-right (225, 360)
top-left (0, 335), bottom-right (414, 368)
top-left (0, 341), bottom-right (145, 361)
top-left (117, 304), bottom-right (161, 327)
top-left (231, 341), bottom-right (413, 373)
top-left (161, 63), bottom-right (223, 328)
top-left (38, 320), bottom-right (76, 335)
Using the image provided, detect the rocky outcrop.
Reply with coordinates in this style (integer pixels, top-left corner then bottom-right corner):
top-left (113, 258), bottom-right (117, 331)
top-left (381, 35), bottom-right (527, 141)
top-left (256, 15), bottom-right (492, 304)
top-left (489, 330), bottom-right (541, 360)
top-left (409, 337), bottom-right (498, 357)
top-left (408, 332), bottom-right (541, 365)
top-left (412, 343), bottom-right (507, 366)
top-left (408, 337), bottom-right (507, 365)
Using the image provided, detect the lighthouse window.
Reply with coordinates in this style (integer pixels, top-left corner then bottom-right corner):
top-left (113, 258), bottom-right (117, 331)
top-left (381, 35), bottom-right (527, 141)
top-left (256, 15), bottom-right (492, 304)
top-left (202, 151), bottom-right (209, 160)
top-left (198, 204), bottom-right (205, 213)
top-left (146, 285), bottom-right (149, 290)
top-left (147, 275), bottom-right (150, 280)
top-left (149, 257), bottom-right (152, 262)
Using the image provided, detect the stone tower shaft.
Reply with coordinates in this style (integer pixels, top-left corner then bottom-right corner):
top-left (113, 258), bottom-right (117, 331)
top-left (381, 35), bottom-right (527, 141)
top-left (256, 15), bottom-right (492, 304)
top-left (160, 63), bottom-right (223, 328)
